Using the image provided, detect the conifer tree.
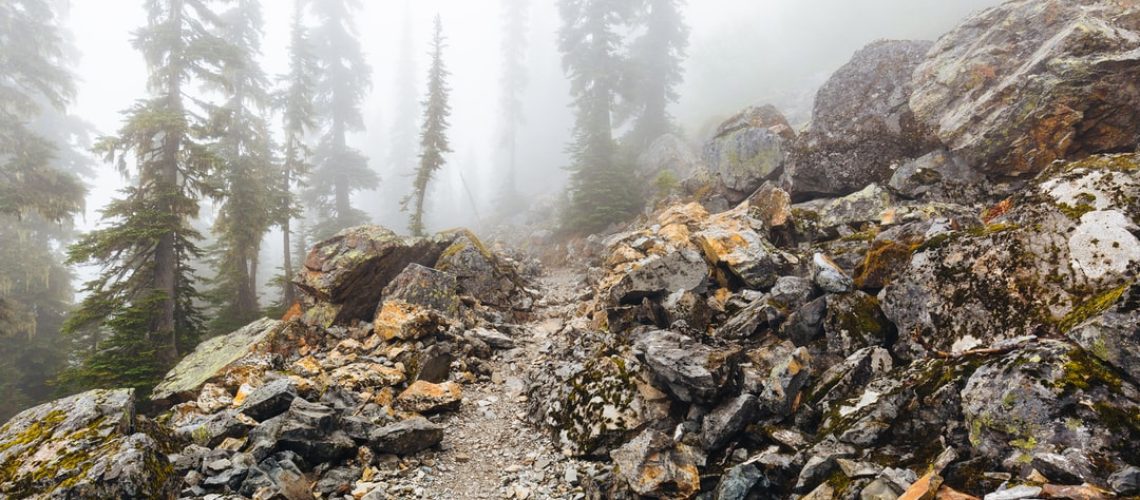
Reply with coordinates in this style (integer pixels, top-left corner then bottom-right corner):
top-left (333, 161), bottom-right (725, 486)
top-left (64, 0), bottom-right (234, 389)
top-left (206, 0), bottom-right (277, 334)
top-left (380, 1), bottom-right (419, 227)
top-left (496, 0), bottom-right (530, 213)
top-left (404, 15), bottom-right (452, 237)
top-left (305, 0), bottom-right (377, 240)
top-left (275, 0), bottom-right (318, 307)
top-left (557, 0), bottom-right (642, 233)
top-left (624, 0), bottom-right (689, 149)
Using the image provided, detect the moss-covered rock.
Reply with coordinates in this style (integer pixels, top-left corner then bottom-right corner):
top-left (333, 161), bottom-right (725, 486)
top-left (702, 105), bottom-right (795, 203)
top-left (0, 389), bottom-right (178, 499)
top-left (151, 318), bottom-right (283, 403)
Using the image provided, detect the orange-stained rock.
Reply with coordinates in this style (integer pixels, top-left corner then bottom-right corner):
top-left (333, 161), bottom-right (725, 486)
top-left (330, 362), bottom-right (406, 390)
top-left (610, 428), bottom-right (701, 499)
top-left (373, 300), bottom-right (448, 342)
top-left (900, 472), bottom-right (943, 500)
top-left (395, 380), bottom-right (463, 414)
top-left (935, 486), bottom-right (980, 500)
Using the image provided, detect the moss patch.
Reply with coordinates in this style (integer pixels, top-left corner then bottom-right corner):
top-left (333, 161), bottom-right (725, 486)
top-left (1057, 284), bottom-right (1128, 332)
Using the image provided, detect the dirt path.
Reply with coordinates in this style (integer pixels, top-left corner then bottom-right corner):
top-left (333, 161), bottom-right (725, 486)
top-left (382, 269), bottom-right (599, 499)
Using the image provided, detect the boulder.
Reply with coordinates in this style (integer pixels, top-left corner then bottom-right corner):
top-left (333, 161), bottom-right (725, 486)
top-left (745, 182), bottom-right (793, 230)
top-left (434, 229), bottom-right (530, 311)
top-left (794, 184), bottom-right (895, 239)
top-left (373, 301), bottom-right (449, 342)
top-left (960, 340), bottom-right (1140, 481)
top-left (889, 149), bottom-right (986, 203)
top-left (787, 40), bottom-right (940, 199)
top-left (368, 417), bottom-right (444, 456)
top-left (823, 292), bottom-right (894, 355)
top-left (329, 362), bottom-right (405, 390)
top-left (882, 155), bottom-right (1140, 360)
top-left (151, 318), bottom-right (283, 403)
top-left (394, 381), bottom-right (463, 414)
top-left (700, 394), bottom-right (759, 450)
top-left (294, 226), bottom-right (454, 325)
top-left (610, 428), bottom-right (702, 499)
top-left (1066, 283), bottom-right (1140, 385)
top-left (380, 263), bottom-right (460, 318)
top-left (633, 330), bottom-right (742, 404)
top-left (236, 378), bottom-right (297, 422)
top-left (910, 0), bottom-right (1140, 179)
top-left (813, 253), bottom-right (854, 294)
top-left (607, 249), bottom-right (708, 305)
top-left (702, 105), bottom-right (796, 202)
top-left (637, 133), bottom-right (701, 180)
top-left (694, 207), bottom-right (791, 290)
top-left (757, 347), bottom-right (812, 418)
top-left (0, 389), bottom-right (178, 499)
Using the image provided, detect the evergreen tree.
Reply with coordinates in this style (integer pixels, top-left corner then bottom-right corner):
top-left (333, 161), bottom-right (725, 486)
top-left (557, 0), bottom-right (642, 233)
top-left (624, 0), bottom-right (689, 149)
top-left (206, 0), bottom-right (277, 334)
top-left (64, 0), bottom-right (234, 389)
top-left (274, 0), bottom-right (318, 308)
top-left (304, 0), bottom-right (377, 240)
top-left (404, 15), bottom-right (452, 237)
top-left (496, 0), bottom-right (530, 213)
top-left (380, 1), bottom-right (419, 228)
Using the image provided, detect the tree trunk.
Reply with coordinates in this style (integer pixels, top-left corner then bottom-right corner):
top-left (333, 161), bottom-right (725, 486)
top-left (282, 206), bottom-right (295, 306)
top-left (154, 0), bottom-right (185, 364)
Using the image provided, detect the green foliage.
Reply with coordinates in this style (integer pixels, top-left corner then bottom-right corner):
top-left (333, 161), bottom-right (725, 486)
top-left (404, 15), bottom-right (453, 237)
top-left (622, 0), bottom-right (689, 150)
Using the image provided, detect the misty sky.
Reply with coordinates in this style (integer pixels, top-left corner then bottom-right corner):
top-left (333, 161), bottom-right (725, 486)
top-left (65, 0), bottom-right (1002, 248)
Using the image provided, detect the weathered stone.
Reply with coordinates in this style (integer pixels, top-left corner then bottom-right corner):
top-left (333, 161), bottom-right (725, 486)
top-left (634, 330), bottom-right (741, 404)
top-left (638, 133), bottom-right (700, 181)
top-left (694, 210), bottom-right (789, 290)
top-left (368, 417), bottom-right (444, 456)
top-left (1067, 283), bottom-right (1140, 385)
top-left (813, 253), bottom-right (854, 294)
top-left (746, 182), bottom-right (794, 230)
top-left (175, 409), bottom-right (255, 448)
top-left (883, 155), bottom-right (1140, 360)
top-left (899, 471), bottom-right (942, 500)
top-left (295, 225), bottom-right (455, 324)
top-left (758, 347), bottom-right (812, 418)
top-left (468, 327), bottom-right (515, 350)
top-left (795, 184), bottom-right (895, 238)
top-left (889, 149), bottom-right (985, 203)
top-left (236, 378), bottom-right (297, 422)
top-left (795, 439), bottom-right (856, 492)
top-left (608, 249), bottom-right (708, 305)
top-left (329, 362), bottom-right (406, 390)
top-left (768, 276), bottom-right (814, 310)
top-left (380, 263), bottom-right (460, 318)
top-left (700, 394), bottom-right (759, 450)
top-left (910, 0), bottom-right (1140, 179)
top-left (716, 298), bottom-right (783, 340)
top-left (610, 428), bottom-right (702, 499)
top-left (394, 380), bottom-right (462, 414)
top-left (783, 297), bottom-right (827, 346)
top-left (410, 343), bottom-right (452, 383)
top-left (787, 40), bottom-right (940, 199)
top-left (1109, 465), bottom-right (1140, 496)
top-left (823, 292), bottom-right (894, 355)
top-left (703, 105), bottom-right (795, 202)
top-left (715, 457), bottom-right (771, 500)
top-left (0, 389), bottom-right (178, 499)
top-left (373, 300), bottom-right (449, 342)
top-left (434, 229), bottom-right (530, 311)
top-left (151, 318), bottom-right (282, 403)
top-left (982, 485), bottom-right (1041, 500)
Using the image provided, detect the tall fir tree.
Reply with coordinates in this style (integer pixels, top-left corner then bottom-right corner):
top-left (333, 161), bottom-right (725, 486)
top-left (274, 0), bottom-right (318, 308)
top-left (304, 0), bottom-right (377, 240)
top-left (205, 0), bottom-right (278, 334)
top-left (557, 0), bottom-right (642, 233)
top-left (379, 1), bottom-right (419, 228)
top-left (623, 0), bottom-right (688, 150)
top-left (0, 0), bottom-right (89, 417)
top-left (404, 15), bottom-right (452, 237)
top-left (64, 0), bottom-right (235, 389)
top-left (496, 0), bottom-right (530, 214)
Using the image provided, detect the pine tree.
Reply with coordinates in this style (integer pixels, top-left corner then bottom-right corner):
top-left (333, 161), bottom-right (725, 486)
top-left (274, 0), bottom-right (318, 308)
top-left (64, 0), bottom-right (235, 389)
top-left (205, 0), bottom-right (278, 334)
top-left (624, 0), bottom-right (689, 150)
top-left (404, 15), bottom-right (452, 237)
top-left (496, 0), bottom-right (530, 214)
top-left (380, 1), bottom-right (419, 228)
top-left (557, 0), bottom-right (642, 233)
top-left (305, 0), bottom-right (377, 240)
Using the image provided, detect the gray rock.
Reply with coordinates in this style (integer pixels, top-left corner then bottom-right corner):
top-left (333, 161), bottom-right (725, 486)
top-left (983, 485), bottom-right (1042, 500)
top-left (716, 298), bottom-right (783, 340)
top-left (369, 417), bottom-right (444, 455)
top-left (701, 394), bottom-right (759, 450)
top-left (638, 133), bottom-right (700, 181)
top-left (610, 428), bottom-right (702, 498)
top-left (813, 253), bottom-right (853, 294)
top-left (468, 327), bottom-right (516, 350)
top-left (768, 276), bottom-right (814, 310)
top-left (795, 440), bottom-right (856, 492)
top-left (434, 229), bottom-right (532, 311)
top-left (1067, 283), bottom-right (1140, 385)
top-left (703, 105), bottom-right (795, 202)
top-left (174, 409), bottom-right (255, 448)
top-left (633, 330), bottom-right (741, 404)
top-left (823, 292), bottom-right (893, 355)
top-left (1110, 465), bottom-right (1140, 496)
top-left (237, 378), bottom-right (297, 421)
top-left (783, 297), bottom-right (827, 346)
top-left (715, 458), bottom-right (771, 500)
top-left (380, 263), bottom-right (460, 318)
top-left (786, 40), bottom-right (940, 199)
top-left (151, 318), bottom-right (283, 402)
top-left (888, 149), bottom-right (985, 202)
top-left (758, 347), bottom-right (812, 418)
top-left (608, 249), bottom-right (709, 305)
top-left (794, 184), bottom-right (894, 238)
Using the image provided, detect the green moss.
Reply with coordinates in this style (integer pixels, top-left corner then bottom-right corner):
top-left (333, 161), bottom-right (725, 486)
top-left (0, 410), bottom-right (66, 455)
top-left (914, 233), bottom-right (955, 253)
top-left (1054, 349), bottom-right (1123, 393)
top-left (1056, 202), bottom-right (1095, 220)
top-left (791, 208), bottom-right (821, 223)
top-left (1057, 284), bottom-right (1128, 332)
top-left (1056, 154), bottom-right (1140, 174)
top-left (966, 222), bottom-right (1019, 237)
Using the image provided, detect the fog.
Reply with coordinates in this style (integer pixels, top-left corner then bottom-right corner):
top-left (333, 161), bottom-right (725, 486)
top-left (57, 0), bottom-right (1002, 295)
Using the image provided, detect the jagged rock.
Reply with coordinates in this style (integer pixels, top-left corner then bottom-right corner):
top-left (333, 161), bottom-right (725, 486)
top-left (1066, 283), bottom-right (1140, 385)
top-left (663, 290), bottom-right (715, 332)
top-left (700, 394), bottom-right (759, 450)
top-left (910, 0), bottom-right (1140, 178)
top-left (329, 362), bottom-right (406, 390)
top-left (823, 292), bottom-right (894, 354)
top-left (295, 226), bottom-right (455, 324)
top-left (813, 253), bottom-right (854, 294)
top-left (883, 155), bottom-right (1140, 360)
top-left (768, 276), bottom-right (814, 310)
top-left (716, 297), bottom-right (783, 340)
top-left (786, 40), bottom-right (940, 199)
top-left (694, 207), bottom-right (791, 289)
top-left (716, 458), bottom-right (771, 500)
top-left (237, 379), bottom-right (297, 422)
top-left (435, 229), bottom-right (530, 311)
top-left (368, 417), bottom-right (444, 456)
top-left (380, 263), bottom-right (460, 318)
top-left (794, 184), bottom-right (894, 238)
top-left (703, 105), bottom-right (796, 202)
top-left (608, 249), bottom-right (708, 305)
top-left (795, 440), bottom-right (857, 492)
top-left (783, 297), bottom-right (828, 346)
top-left (633, 330), bottom-right (742, 404)
top-left (803, 347), bottom-right (893, 420)
top-left (610, 428), bottom-right (702, 499)
top-left (961, 340), bottom-right (1140, 481)
top-left (314, 465), bottom-right (360, 497)
top-left (410, 343), bottom-right (452, 383)
top-left (394, 381), bottom-right (462, 414)
top-left (745, 182), bottom-right (793, 230)
top-left (889, 149), bottom-right (986, 203)
top-left (175, 409), bottom-right (256, 448)
top-left (758, 347), bottom-right (811, 418)
top-left (1110, 466), bottom-right (1140, 496)
top-left (373, 301), bottom-right (449, 342)
top-left (468, 327), bottom-right (515, 350)
top-left (274, 399), bottom-right (356, 465)
top-left (0, 389), bottom-right (178, 499)
top-left (983, 485), bottom-right (1041, 500)
top-left (151, 318), bottom-right (283, 403)
top-left (238, 453), bottom-right (307, 499)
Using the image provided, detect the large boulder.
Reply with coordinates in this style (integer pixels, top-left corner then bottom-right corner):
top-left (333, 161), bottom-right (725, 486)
top-left (910, 0), bottom-right (1140, 179)
top-left (294, 226), bottom-right (454, 325)
top-left (786, 40), bottom-right (941, 199)
top-left (702, 105), bottom-right (796, 203)
top-left (633, 330), bottom-right (742, 404)
top-left (379, 263), bottom-right (460, 318)
top-left (607, 249), bottom-right (708, 306)
top-left (882, 154), bottom-right (1140, 360)
top-left (637, 133), bottom-right (701, 181)
top-left (434, 229), bottom-right (532, 311)
top-left (151, 318), bottom-right (285, 403)
top-left (0, 389), bottom-right (178, 499)
top-left (610, 428), bottom-right (703, 499)
top-left (1067, 283), bottom-right (1140, 385)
